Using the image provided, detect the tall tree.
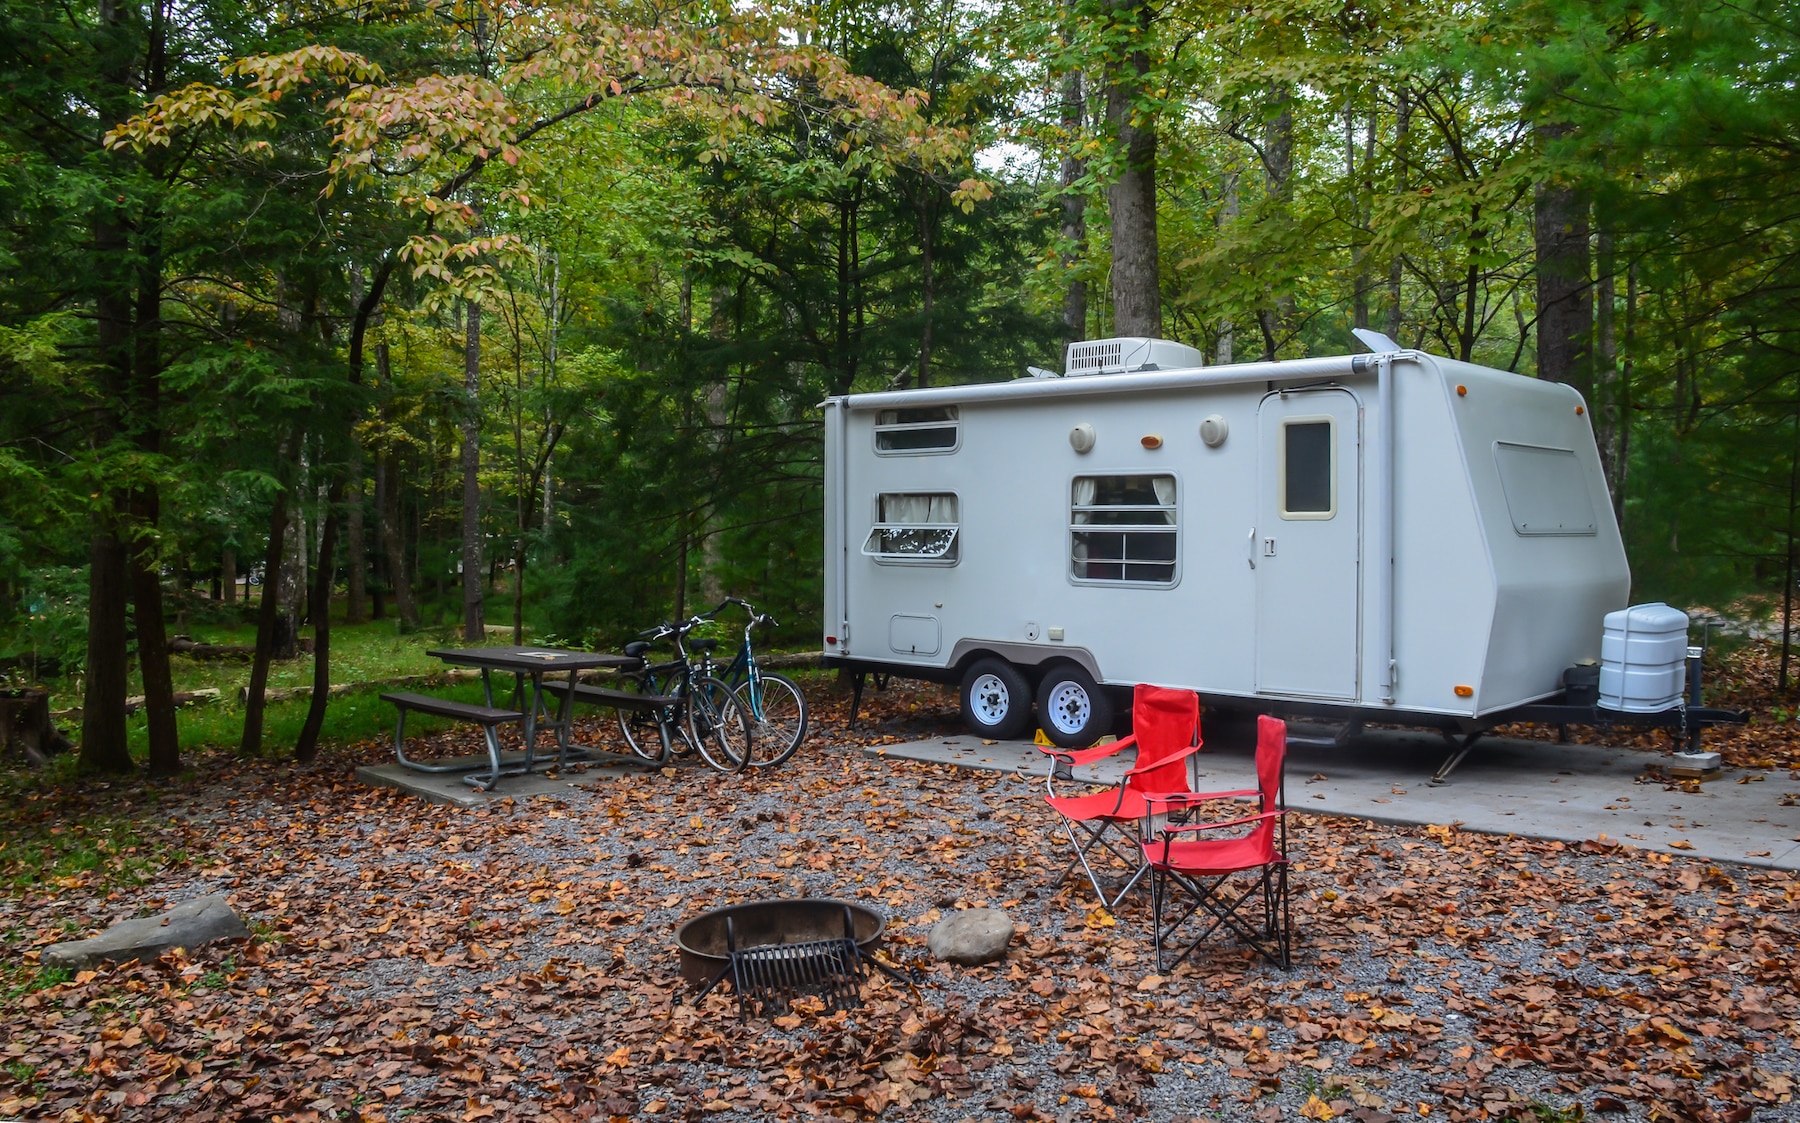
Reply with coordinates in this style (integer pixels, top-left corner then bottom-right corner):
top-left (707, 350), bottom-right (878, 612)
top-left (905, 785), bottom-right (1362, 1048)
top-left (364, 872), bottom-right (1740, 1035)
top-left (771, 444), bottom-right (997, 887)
top-left (1101, 0), bottom-right (1161, 337)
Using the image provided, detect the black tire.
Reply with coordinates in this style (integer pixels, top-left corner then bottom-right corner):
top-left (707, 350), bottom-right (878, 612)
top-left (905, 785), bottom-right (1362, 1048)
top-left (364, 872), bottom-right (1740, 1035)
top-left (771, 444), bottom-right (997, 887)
top-left (686, 675), bottom-right (750, 772)
top-left (1035, 664), bottom-right (1114, 748)
top-left (616, 667), bottom-right (671, 763)
top-left (737, 670), bottom-right (808, 768)
top-left (959, 657), bottom-right (1034, 740)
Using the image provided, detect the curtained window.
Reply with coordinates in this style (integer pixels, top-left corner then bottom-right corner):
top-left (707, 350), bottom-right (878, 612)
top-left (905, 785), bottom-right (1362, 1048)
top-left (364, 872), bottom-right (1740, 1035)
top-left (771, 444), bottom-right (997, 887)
top-left (1070, 474), bottom-right (1177, 584)
top-left (863, 492), bottom-right (960, 562)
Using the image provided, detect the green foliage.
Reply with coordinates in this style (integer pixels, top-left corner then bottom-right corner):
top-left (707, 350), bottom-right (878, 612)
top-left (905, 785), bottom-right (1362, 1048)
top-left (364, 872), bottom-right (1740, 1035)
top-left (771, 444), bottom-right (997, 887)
top-left (0, 567), bottom-right (89, 685)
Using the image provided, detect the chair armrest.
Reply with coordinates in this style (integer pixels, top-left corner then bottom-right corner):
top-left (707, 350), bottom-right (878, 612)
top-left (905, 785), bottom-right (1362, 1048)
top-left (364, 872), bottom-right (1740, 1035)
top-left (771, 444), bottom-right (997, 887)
top-left (1162, 809), bottom-right (1286, 835)
top-left (1143, 788), bottom-right (1258, 811)
top-left (1122, 739), bottom-right (1204, 778)
top-left (1040, 733), bottom-right (1138, 768)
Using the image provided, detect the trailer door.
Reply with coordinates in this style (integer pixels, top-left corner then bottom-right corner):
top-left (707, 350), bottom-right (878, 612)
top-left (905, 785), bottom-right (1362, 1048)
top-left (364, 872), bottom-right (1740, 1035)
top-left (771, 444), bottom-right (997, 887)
top-left (1255, 388), bottom-right (1361, 699)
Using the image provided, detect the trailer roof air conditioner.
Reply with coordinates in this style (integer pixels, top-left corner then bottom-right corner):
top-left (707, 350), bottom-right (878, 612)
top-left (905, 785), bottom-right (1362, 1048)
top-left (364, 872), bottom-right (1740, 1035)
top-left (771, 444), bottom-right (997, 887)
top-left (1065, 336), bottom-right (1205, 376)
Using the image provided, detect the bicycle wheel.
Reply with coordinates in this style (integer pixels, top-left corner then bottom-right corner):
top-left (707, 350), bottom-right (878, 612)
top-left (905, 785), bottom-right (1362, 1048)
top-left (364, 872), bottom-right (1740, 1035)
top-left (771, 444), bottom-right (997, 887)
top-left (616, 669), bottom-right (671, 763)
top-left (686, 675), bottom-right (750, 772)
top-left (737, 670), bottom-right (808, 768)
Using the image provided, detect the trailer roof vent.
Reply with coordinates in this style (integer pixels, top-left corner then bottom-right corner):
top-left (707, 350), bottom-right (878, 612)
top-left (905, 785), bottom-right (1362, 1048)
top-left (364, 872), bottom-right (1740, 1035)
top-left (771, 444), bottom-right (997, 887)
top-left (1065, 337), bottom-right (1205, 376)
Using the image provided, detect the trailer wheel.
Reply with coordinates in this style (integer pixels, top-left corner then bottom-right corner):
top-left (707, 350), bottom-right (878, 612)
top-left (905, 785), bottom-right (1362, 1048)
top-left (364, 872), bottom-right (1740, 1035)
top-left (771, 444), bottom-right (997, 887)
top-left (1036, 665), bottom-right (1114, 748)
top-left (959, 658), bottom-right (1034, 740)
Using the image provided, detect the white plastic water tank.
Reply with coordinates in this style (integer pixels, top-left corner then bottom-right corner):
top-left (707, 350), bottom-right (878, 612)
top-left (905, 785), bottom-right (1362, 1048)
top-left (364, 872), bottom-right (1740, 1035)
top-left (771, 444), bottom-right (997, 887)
top-left (1599, 603), bottom-right (1690, 712)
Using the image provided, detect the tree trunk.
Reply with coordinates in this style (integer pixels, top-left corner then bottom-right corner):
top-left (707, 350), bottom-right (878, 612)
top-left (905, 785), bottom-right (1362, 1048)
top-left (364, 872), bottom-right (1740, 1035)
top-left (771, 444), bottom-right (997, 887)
top-left (275, 482), bottom-right (305, 658)
top-left (294, 492), bottom-right (339, 762)
top-left (1060, 66), bottom-right (1087, 346)
top-left (129, 494), bottom-right (179, 775)
top-left (1533, 124), bottom-right (1593, 400)
top-left (1217, 169), bottom-right (1239, 363)
top-left (1104, 0), bottom-right (1160, 339)
top-left (1386, 90), bottom-right (1412, 340)
top-left (916, 195), bottom-right (935, 389)
top-left (345, 446), bottom-right (366, 623)
top-left (221, 546), bottom-right (236, 604)
top-left (1352, 105), bottom-right (1377, 331)
top-left (241, 481), bottom-right (290, 757)
top-left (131, 177), bottom-right (179, 777)
top-left (375, 341), bottom-right (418, 629)
top-left (80, 529), bottom-right (133, 773)
top-left (80, 0), bottom-right (134, 776)
top-left (1257, 83), bottom-right (1295, 360)
top-left (462, 299), bottom-right (484, 641)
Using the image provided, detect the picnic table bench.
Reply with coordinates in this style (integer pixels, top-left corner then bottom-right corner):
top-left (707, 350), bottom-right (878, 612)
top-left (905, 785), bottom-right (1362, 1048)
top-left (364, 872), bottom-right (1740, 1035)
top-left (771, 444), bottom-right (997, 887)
top-left (538, 679), bottom-right (683, 762)
top-left (380, 691), bottom-right (526, 791)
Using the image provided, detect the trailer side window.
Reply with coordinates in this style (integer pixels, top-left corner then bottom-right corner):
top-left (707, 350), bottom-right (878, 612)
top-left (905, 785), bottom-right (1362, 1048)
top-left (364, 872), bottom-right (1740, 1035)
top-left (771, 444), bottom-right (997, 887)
top-left (863, 492), bottom-right (960, 563)
top-left (1280, 418), bottom-right (1335, 519)
top-left (875, 407), bottom-right (959, 453)
top-left (1070, 474), bottom-right (1177, 584)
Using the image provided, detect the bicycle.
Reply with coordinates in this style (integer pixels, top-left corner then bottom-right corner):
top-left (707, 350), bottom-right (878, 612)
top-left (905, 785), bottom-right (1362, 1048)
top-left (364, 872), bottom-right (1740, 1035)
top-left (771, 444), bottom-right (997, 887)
top-left (691, 598), bottom-right (809, 769)
top-left (613, 618), bottom-right (750, 772)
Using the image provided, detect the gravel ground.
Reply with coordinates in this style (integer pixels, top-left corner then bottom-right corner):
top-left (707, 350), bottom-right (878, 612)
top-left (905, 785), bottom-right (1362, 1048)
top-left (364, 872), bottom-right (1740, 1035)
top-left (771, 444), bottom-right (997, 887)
top-left (4, 682), bottom-right (1798, 1123)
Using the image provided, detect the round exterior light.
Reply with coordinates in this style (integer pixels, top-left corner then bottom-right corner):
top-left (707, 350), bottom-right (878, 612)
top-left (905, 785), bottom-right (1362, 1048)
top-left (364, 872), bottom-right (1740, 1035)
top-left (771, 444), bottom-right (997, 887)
top-left (1070, 423), bottom-right (1096, 453)
top-left (1199, 414), bottom-right (1228, 447)
top-left (1141, 435), bottom-right (1163, 449)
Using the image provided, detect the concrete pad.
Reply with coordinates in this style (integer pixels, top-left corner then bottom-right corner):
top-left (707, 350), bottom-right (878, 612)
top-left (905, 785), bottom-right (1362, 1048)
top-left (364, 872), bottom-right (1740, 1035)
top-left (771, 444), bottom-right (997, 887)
top-left (355, 750), bottom-right (665, 808)
top-left (869, 727), bottom-right (1800, 872)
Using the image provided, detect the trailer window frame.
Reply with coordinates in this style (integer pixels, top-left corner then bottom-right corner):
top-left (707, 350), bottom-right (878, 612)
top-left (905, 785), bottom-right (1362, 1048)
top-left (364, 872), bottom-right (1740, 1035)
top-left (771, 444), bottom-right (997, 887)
top-left (1278, 415), bottom-right (1337, 520)
top-left (862, 491), bottom-right (961, 565)
top-left (1068, 473), bottom-right (1180, 587)
top-left (873, 406), bottom-right (960, 455)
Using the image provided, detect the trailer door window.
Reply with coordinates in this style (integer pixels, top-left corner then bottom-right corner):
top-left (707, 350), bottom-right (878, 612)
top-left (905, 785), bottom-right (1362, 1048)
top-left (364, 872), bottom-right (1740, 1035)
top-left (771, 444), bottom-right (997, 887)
top-left (1280, 418), bottom-right (1336, 519)
top-left (863, 492), bottom-right (960, 562)
top-left (875, 406), bottom-right (959, 453)
top-left (1070, 475), bottom-right (1177, 584)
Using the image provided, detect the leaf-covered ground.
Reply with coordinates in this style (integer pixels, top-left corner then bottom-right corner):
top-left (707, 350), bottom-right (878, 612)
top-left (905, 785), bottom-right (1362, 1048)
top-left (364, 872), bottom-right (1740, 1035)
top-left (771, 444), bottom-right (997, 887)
top-left (3, 677), bottom-right (1797, 1123)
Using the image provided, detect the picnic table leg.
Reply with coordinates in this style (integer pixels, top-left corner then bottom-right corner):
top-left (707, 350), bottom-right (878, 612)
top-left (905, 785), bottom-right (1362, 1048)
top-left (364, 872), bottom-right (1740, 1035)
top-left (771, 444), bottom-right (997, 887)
top-left (480, 668), bottom-right (496, 707)
top-left (464, 723), bottom-right (508, 791)
top-left (393, 707), bottom-right (489, 774)
top-left (549, 669), bottom-right (582, 766)
top-left (521, 672), bottom-right (540, 772)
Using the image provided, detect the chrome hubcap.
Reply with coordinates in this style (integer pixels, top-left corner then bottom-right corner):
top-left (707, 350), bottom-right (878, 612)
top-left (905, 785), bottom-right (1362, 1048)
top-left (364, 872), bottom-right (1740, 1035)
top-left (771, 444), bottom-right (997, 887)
top-left (1045, 681), bottom-right (1091, 734)
top-left (970, 673), bottom-right (1011, 725)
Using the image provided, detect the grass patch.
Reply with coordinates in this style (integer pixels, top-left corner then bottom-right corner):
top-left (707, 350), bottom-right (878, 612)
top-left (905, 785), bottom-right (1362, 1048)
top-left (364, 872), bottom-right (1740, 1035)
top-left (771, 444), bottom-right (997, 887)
top-left (119, 678), bottom-right (500, 758)
top-left (2, 966), bottom-right (70, 1006)
top-left (46, 615), bottom-right (497, 711)
top-left (0, 812), bottom-right (181, 894)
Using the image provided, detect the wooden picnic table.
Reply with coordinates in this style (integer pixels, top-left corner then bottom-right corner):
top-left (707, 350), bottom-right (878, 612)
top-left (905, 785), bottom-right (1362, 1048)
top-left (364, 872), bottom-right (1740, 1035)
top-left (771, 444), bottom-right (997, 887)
top-left (430, 645), bottom-right (635, 755)
top-left (385, 645), bottom-right (635, 790)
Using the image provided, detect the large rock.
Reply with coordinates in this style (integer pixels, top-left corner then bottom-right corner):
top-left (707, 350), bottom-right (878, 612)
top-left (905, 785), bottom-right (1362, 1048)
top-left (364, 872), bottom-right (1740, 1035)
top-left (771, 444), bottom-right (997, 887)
top-left (42, 895), bottom-right (249, 970)
top-left (927, 908), bottom-right (1014, 966)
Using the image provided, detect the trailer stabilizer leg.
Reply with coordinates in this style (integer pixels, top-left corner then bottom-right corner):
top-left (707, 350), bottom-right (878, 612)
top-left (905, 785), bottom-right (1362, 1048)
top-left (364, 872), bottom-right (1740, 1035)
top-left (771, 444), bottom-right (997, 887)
top-left (848, 672), bottom-right (866, 731)
top-left (1430, 732), bottom-right (1483, 786)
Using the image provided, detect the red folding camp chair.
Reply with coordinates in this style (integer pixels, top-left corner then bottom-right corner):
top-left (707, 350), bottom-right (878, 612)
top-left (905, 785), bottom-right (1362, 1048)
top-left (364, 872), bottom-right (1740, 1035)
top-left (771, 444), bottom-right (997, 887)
top-left (1039, 684), bottom-right (1214, 908)
top-left (1141, 714), bottom-right (1292, 970)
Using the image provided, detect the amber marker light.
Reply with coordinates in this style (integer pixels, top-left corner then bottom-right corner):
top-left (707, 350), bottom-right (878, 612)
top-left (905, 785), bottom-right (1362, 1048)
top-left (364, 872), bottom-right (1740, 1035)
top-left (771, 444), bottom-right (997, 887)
top-left (1454, 685), bottom-right (1474, 697)
top-left (1141, 435), bottom-right (1163, 449)
top-left (1576, 405), bottom-right (1586, 415)
top-left (1456, 385), bottom-right (1467, 396)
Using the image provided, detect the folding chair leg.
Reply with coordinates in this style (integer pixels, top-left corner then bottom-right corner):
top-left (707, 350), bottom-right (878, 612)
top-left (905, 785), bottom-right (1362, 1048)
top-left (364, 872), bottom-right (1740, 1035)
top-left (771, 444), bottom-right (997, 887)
top-left (1149, 863), bottom-right (1292, 973)
top-left (1056, 819), bottom-right (1149, 909)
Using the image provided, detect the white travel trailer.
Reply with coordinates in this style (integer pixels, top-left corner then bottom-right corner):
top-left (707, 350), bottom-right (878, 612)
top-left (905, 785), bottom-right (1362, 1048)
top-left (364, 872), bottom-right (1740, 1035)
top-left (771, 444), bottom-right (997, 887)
top-left (821, 332), bottom-right (1643, 750)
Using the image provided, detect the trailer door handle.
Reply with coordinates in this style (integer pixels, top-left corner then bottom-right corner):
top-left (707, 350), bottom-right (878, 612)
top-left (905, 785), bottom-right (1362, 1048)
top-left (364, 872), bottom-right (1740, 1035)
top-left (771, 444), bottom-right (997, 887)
top-left (1246, 527), bottom-right (1256, 570)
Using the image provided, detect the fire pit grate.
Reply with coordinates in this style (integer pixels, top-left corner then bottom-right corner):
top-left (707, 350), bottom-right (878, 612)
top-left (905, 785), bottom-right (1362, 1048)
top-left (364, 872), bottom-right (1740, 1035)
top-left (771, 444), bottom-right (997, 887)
top-left (682, 901), bottom-right (914, 1020)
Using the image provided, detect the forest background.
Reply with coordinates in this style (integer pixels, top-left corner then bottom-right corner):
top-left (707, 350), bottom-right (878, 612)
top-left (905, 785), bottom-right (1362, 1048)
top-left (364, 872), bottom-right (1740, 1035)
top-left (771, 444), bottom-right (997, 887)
top-left (2, 0), bottom-right (1797, 775)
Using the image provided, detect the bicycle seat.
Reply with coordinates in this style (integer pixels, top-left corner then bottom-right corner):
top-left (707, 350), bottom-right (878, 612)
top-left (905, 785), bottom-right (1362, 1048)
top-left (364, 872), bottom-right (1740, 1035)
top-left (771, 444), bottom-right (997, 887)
top-left (623, 641), bottom-right (650, 659)
top-left (690, 638), bottom-right (719, 654)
